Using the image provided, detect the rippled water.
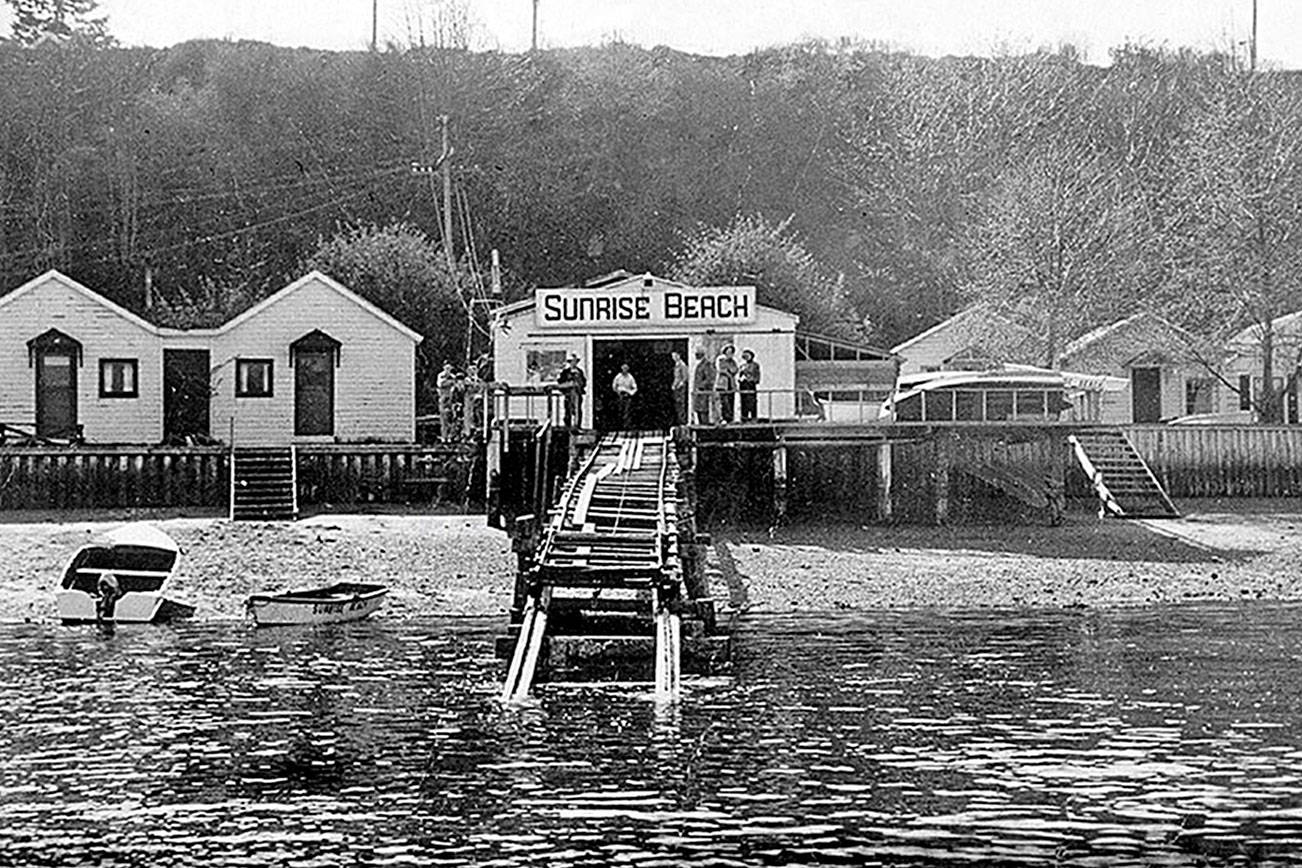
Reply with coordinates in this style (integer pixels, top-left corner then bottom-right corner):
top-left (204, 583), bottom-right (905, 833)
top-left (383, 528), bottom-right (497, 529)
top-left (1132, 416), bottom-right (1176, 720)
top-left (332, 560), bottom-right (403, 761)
top-left (3, 606), bottom-right (1302, 866)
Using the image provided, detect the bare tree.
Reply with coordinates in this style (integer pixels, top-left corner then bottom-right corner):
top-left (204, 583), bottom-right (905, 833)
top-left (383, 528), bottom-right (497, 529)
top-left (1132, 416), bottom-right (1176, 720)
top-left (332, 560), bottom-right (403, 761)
top-left (960, 137), bottom-right (1147, 367)
top-left (1163, 72), bottom-right (1302, 422)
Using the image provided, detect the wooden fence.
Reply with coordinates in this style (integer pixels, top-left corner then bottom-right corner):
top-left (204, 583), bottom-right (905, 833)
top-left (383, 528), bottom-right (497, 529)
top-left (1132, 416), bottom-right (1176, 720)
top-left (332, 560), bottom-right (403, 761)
top-left (1125, 425), bottom-right (1302, 498)
top-left (0, 444), bottom-right (479, 511)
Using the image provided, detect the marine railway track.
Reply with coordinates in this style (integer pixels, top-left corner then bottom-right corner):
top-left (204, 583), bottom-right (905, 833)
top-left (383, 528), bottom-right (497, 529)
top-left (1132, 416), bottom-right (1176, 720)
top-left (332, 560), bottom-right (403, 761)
top-left (501, 430), bottom-right (685, 702)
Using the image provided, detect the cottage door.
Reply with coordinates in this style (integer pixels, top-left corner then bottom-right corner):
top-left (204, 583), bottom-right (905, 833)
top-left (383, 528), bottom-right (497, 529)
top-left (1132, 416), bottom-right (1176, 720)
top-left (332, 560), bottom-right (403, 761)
top-left (163, 350), bottom-right (211, 443)
top-left (294, 350), bottom-right (334, 436)
top-left (1131, 367), bottom-right (1162, 423)
top-left (35, 351), bottom-right (77, 439)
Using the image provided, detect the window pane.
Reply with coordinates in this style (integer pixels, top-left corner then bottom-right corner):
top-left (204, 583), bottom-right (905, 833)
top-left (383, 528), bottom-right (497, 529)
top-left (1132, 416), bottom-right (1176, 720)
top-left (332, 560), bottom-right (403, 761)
top-left (1015, 390), bottom-right (1047, 418)
top-left (238, 360), bottom-right (272, 396)
top-left (924, 390), bottom-right (954, 421)
top-left (100, 360), bottom-right (137, 396)
top-left (954, 390), bottom-right (981, 421)
top-left (986, 390), bottom-right (1014, 420)
top-left (896, 394), bottom-right (922, 421)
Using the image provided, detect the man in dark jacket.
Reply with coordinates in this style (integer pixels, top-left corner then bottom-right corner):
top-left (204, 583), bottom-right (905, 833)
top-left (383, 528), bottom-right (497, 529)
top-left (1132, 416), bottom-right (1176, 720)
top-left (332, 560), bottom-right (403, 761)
top-left (557, 352), bottom-right (587, 428)
top-left (692, 348), bottom-right (715, 425)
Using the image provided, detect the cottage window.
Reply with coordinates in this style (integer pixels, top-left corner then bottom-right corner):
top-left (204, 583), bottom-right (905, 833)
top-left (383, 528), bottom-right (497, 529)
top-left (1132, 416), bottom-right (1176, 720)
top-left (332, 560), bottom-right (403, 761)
top-left (99, 359), bottom-right (138, 398)
top-left (1185, 378), bottom-right (1215, 416)
top-left (236, 359), bottom-right (274, 397)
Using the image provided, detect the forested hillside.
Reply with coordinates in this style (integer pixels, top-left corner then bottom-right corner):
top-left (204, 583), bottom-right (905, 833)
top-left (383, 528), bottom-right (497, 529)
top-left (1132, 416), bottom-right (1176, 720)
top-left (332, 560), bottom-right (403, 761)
top-left (2, 37), bottom-right (1300, 355)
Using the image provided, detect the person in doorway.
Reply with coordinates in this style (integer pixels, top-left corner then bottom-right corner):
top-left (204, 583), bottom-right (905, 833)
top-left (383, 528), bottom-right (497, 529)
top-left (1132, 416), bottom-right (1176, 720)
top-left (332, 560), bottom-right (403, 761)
top-left (436, 362), bottom-right (458, 442)
top-left (612, 363), bottom-right (638, 429)
top-left (671, 351), bottom-right (689, 427)
top-left (557, 352), bottom-right (587, 428)
top-left (738, 348), bottom-right (761, 421)
top-left (692, 348), bottom-right (715, 425)
top-left (714, 345), bottom-right (738, 423)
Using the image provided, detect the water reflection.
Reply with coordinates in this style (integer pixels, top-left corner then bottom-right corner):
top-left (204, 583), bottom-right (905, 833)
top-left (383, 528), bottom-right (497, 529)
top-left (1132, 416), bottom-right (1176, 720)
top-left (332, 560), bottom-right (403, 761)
top-left (2, 606), bottom-right (1302, 865)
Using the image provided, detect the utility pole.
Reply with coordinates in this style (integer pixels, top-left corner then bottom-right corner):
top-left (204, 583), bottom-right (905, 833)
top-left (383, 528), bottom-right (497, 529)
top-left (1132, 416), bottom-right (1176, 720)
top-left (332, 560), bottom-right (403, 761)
top-left (441, 115), bottom-right (454, 271)
top-left (1251, 0), bottom-right (1258, 74)
top-left (371, 0), bottom-right (378, 52)
top-left (531, 0), bottom-right (540, 51)
top-left (410, 114), bottom-right (456, 270)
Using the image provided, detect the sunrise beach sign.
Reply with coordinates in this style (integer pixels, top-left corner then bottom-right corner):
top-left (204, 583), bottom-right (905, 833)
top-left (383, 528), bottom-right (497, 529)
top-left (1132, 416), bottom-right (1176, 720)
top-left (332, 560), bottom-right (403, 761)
top-left (534, 285), bottom-right (757, 329)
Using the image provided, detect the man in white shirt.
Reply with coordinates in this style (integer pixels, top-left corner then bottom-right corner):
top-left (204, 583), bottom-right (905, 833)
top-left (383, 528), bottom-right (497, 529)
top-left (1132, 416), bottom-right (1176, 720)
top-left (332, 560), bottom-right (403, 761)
top-left (612, 363), bottom-right (638, 430)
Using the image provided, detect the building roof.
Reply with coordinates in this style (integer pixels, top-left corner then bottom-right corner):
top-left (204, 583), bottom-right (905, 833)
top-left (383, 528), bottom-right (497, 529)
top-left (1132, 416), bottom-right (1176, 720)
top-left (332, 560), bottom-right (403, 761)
top-left (0, 270), bottom-right (159, 335)
top-left (1, 269), bottom-right (423, 343)
top-left (1227, 309), bottom-right (1302, 348)
top-left (215, 270), bottom-right (422, 342)
top-left (1058, 311), bottom-right (1208, 366)
top-left (889, 303), bottom-right (1032, 356)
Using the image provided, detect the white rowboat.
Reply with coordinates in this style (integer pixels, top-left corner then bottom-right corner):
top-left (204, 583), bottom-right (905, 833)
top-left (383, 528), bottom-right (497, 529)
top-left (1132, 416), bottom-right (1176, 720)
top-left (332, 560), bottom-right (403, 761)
top-left (246, 582), bottom-right (388, 626)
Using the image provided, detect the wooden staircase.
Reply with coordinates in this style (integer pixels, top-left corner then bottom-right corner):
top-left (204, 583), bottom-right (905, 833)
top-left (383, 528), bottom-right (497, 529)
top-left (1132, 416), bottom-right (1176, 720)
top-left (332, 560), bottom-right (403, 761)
top-left (230, 446), bottom-right (299, 521)
top-left (1069, 428), bottom-right (1178, 518)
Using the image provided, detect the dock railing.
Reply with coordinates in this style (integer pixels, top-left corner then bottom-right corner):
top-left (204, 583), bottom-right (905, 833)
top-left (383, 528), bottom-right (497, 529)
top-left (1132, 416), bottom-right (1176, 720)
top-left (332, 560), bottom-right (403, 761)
top-left (689, 387), bottom-right (886, 425)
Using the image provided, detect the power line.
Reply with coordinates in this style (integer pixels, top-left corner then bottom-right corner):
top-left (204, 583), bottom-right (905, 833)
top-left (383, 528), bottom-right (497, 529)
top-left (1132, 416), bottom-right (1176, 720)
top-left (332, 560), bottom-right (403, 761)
top-left (0, 162), bottom-right (414, 220)
top-left (0, 171), bottom-right (405, 270)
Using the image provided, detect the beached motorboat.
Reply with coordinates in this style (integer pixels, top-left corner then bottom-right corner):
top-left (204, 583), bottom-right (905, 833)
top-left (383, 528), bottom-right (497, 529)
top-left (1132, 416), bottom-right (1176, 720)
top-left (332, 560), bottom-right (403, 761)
top-left (55, 523), bottom-right (196, 624)
top-left (245, 582), bottom-right (388, 626)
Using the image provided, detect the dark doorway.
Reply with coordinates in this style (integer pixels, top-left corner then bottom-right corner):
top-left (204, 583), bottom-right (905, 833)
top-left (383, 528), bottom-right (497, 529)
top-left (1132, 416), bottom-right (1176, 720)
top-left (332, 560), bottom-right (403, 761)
top-left (1131, 367), bottom-right (1162, 423)
top-left (592, 338), bottom-right (687, 432)
top-left (35, 351), bottom-right (77, 438)
top-left (295, 350), bottom-right (335, 436)
top-left (163, 349), bottom-right (211, 443)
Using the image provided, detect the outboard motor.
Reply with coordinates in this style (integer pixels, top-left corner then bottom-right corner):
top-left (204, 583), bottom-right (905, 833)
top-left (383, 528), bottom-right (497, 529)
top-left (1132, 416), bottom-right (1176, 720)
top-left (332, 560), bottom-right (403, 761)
top-left (96, 572), bottom-right (122, 622)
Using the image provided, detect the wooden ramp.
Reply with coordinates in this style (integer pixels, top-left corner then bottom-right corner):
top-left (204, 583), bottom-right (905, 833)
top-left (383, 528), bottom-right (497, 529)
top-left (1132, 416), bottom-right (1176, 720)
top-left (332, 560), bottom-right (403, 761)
top-left (501, 431), bottom-right (688, 703)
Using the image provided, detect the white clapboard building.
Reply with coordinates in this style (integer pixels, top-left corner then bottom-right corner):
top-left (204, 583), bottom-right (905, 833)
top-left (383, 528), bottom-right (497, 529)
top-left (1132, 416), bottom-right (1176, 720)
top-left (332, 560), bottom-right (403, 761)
top-left (492, 272), bottom-right (799, 429)
top-left (0, 270), bottom-right (421, 445)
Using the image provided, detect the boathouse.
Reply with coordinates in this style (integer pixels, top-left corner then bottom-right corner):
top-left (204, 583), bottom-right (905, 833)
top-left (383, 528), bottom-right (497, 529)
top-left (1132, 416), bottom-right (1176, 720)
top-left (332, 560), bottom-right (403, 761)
top-left (0, 270), bottom-right (421, 446)
top-left (491, 271), bottom-right (896, 429)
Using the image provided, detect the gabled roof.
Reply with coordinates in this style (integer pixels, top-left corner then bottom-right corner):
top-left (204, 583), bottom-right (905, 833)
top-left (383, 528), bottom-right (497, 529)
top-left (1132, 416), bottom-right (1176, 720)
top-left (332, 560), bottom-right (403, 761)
top-left (1227, 309), bottom-right (1302, 347)
top-left (2, 269), bottom-right (424, 343)
top-left (889, 303), bottom-right (1030, 356)
top-left (0, 270), bottom-right (158, 335)
top-left (1058, 311), bottom-right (1208, 363)
top-left (215, 271), bottom-right (422, 342)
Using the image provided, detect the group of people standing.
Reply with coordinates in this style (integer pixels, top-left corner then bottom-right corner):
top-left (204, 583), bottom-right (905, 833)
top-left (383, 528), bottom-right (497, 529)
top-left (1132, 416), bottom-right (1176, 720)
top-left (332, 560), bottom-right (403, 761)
top-left (692, 344), bottom-right (761, 425)
top-left (436, 360), bottom-right (487, 442)
top-left (555, 345), bottom-right (762, 431)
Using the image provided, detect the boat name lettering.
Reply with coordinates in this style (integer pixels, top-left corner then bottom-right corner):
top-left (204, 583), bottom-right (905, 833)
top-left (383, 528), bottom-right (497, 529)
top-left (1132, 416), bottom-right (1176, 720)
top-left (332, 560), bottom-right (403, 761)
top-left (310, 599), bottom-right (370, 614)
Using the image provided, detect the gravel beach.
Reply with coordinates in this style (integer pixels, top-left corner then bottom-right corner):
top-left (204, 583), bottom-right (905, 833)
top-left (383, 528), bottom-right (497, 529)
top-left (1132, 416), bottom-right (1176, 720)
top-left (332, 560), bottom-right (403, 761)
top-left (2, 500), bottom-right (1301, 624)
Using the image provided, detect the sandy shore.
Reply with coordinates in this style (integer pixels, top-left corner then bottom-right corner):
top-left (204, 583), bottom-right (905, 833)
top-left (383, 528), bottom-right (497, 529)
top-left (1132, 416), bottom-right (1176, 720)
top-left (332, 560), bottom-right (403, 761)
top-left (0, 512), bottom-right (516, 624)
top-left (3, 499), bottom-right (1301, 624)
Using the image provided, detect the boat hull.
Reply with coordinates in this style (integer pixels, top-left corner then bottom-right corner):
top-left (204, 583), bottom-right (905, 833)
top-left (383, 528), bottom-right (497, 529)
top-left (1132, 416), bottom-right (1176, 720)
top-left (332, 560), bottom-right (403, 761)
top-left (55, 590), bottom-right (195, 624)
top-left (247, 584), bottom-right (388, 627)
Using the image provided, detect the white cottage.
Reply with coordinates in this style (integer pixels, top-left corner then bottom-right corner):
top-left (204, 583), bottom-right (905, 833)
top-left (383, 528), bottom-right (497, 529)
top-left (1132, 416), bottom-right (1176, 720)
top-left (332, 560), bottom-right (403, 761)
top-left (493, 272), bottom-right (799, 429)
top-left (0, 270), bottom-right (422, 445)
top-left (208, 272), bottom-right (422, 445)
